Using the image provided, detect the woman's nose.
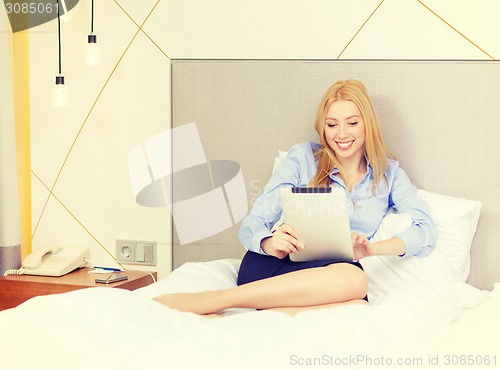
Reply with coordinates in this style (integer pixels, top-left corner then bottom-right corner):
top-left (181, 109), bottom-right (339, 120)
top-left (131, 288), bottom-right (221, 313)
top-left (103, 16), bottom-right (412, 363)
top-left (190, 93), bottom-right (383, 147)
top-left (338, 124), bottom-right (347, 138)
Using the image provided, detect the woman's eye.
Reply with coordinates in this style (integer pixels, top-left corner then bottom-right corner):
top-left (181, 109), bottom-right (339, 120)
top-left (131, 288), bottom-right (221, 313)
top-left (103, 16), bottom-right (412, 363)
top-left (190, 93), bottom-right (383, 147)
top-left (327, 123), bottom-right (337, 128)
top-left (348, 122), bottom-right (358, 126)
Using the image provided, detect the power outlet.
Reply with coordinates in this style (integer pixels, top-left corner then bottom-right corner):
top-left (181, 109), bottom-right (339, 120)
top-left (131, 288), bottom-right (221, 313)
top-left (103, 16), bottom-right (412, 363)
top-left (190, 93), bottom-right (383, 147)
top-left (116, 239), bottom-right (157, 266)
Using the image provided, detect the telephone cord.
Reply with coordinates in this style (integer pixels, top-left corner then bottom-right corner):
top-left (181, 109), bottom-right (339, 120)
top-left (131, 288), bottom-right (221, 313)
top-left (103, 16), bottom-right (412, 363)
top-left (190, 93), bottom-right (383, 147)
top-left (3, 268), bottom-right (27, 277)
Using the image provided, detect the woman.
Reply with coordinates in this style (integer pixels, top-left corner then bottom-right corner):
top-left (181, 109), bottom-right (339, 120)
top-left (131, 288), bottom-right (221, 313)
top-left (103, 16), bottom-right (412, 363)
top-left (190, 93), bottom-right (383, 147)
top-left (155, 80), bottom-right (437, 315)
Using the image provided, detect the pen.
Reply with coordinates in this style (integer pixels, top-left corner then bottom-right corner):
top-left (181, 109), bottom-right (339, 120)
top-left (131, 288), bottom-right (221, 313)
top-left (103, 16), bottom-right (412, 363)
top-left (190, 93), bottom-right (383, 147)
top-left (93, 266), bottom-right (122, 272)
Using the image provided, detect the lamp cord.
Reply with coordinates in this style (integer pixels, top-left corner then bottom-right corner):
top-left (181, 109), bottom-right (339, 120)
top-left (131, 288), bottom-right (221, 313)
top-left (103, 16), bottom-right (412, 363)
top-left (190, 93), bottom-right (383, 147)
top-left (57, 0), bottom-right (61, 75)
top-left (91, 0), bottom-right (94, 33)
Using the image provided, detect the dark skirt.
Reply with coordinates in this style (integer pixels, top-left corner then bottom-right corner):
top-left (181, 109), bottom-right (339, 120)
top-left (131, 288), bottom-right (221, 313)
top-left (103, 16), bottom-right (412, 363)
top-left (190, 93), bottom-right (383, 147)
top-left (237, 250), bottom-right (364, 286)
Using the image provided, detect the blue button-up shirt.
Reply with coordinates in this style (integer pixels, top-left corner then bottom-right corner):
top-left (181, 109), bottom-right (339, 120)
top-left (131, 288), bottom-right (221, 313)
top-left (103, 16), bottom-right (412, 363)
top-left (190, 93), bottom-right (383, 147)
top-left (238, 142), bottom-right (437, 258)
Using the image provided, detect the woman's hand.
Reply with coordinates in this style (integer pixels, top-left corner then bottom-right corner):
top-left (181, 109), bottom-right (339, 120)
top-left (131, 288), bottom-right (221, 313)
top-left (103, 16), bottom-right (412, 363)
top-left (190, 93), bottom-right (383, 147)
top-left (352, 233), bottom-right (407, 260)
top-left (351, 232), bottom-right (375, 260)
top-left (261, 224), bottom-right (305, 259)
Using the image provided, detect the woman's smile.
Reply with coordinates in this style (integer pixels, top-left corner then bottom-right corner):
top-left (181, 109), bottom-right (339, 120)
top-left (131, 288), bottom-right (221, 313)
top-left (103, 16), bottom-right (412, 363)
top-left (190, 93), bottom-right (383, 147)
top-left (336, 140), bottom-right (355, 150)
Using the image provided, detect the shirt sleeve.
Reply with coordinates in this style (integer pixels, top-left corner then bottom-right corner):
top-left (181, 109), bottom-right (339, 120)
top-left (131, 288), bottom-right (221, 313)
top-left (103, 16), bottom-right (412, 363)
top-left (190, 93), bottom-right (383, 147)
top-left (237, 145), bottom-right (305, 254)
top-left (389, 167), bottom-right (438, 258)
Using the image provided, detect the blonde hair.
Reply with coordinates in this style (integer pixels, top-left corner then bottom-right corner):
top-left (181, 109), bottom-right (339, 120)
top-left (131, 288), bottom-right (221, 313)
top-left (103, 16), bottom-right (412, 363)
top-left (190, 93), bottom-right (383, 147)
top-left (309, 80), bottom-right (394, 192)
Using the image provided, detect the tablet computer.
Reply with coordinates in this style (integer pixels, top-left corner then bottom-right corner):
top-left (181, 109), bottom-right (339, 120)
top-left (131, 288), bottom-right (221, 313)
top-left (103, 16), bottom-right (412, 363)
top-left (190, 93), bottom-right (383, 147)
top-left (280, 187), bottom-right (353, 262)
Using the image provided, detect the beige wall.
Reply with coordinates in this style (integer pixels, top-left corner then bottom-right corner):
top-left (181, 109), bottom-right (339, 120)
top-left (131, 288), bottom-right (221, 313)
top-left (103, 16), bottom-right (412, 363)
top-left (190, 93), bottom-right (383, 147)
top-left (26, 0), bottom-right (497, 279)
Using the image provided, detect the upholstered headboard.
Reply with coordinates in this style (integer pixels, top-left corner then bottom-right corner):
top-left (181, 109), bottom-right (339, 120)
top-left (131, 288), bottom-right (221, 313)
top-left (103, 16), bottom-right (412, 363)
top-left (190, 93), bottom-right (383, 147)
top-left (171, 60), bottom-right (500, 291)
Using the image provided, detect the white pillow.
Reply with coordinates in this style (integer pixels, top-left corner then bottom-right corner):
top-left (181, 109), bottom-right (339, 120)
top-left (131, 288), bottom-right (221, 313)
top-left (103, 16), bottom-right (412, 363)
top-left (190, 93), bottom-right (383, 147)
top-left (417, 189), bottom-right (481, 282)
top-left (361, 190), bottom-right (481, 304)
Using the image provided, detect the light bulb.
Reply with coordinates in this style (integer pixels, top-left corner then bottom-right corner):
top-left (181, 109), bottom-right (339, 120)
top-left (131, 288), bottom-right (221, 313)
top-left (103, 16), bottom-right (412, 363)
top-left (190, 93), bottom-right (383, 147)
top-left (51, 75), bottom-right (70, 108)
top-left (85, 33), bottom-right (99, 66)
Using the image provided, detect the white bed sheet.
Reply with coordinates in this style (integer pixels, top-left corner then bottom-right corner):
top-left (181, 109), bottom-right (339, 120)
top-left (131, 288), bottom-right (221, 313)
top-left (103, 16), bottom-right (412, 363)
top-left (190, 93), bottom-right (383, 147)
top-left (0, 259), bottom-right (498, 369)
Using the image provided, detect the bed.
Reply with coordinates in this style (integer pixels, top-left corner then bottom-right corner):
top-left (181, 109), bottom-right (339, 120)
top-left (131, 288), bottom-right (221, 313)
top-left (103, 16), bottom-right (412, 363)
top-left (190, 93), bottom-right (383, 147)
top-left (0, 261), bottom-right (498, 368)
top-left (1, 162), bottom-right (499, 369)
top-left (2, 60), bottom-right (500, 368)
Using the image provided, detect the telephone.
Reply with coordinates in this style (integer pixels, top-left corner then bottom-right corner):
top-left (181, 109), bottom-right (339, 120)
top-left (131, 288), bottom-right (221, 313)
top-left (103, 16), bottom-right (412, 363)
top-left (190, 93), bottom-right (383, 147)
top-left (3, 246), bottom-right (90, 277)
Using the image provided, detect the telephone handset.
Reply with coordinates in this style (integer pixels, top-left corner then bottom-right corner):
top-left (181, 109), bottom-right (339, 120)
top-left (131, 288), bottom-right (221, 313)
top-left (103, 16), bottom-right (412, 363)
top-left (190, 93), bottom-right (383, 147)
top-left (3, 246), bottom-right (90, 277)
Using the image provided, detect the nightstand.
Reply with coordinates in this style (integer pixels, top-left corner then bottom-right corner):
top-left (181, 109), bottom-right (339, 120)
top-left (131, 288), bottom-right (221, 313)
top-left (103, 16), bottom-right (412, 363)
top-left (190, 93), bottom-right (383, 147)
top-left (0, 267), bottom-right (157, 311)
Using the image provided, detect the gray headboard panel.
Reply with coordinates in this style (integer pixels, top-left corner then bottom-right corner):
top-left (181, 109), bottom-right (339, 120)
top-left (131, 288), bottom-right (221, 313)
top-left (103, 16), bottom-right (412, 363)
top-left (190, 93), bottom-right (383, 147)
top-left (172, 60), bottom-right (500, 291)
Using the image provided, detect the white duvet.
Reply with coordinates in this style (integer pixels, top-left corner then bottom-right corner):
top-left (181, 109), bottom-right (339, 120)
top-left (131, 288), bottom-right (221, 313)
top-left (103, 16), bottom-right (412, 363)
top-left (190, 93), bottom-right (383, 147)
top-left (0, 259), bottom-right (498, 369)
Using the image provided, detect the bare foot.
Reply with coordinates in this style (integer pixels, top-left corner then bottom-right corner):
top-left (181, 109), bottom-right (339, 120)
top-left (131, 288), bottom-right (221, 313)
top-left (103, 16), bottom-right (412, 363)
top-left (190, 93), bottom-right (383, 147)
top-left (153, 291), bottom-right (223, 315)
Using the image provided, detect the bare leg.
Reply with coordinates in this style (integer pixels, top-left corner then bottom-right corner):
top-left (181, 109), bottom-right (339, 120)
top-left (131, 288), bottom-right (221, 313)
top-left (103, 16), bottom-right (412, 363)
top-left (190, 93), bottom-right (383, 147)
top-left (268, 299), bottom-right (368, 316)
top-left (154, 263), bottom-right (367, 315)
top-left (205, 299), bottom-right (368, 318)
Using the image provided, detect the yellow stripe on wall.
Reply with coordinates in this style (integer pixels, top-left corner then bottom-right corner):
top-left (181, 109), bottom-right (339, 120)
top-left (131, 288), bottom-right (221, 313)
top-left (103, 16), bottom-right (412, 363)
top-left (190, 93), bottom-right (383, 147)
top-left (11, 31), bottom-right (31, 258)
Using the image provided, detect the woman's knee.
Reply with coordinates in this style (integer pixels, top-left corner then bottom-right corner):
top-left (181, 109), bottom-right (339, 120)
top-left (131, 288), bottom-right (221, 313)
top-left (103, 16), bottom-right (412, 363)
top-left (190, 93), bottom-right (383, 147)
top-left (351, 267), bottom-right (368, 299)
top-left (325, 263), bottom-right (368, 300)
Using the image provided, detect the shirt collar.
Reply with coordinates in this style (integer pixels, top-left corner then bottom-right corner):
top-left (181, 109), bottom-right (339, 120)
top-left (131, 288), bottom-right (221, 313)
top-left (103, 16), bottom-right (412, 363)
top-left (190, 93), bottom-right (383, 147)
top-left (329, 155), bottom-right (373, 179)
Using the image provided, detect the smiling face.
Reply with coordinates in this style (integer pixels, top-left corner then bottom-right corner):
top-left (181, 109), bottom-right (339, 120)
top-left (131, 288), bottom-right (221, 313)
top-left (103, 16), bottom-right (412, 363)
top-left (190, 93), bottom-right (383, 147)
top-left (324, 100), bottom-right (366, 166)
